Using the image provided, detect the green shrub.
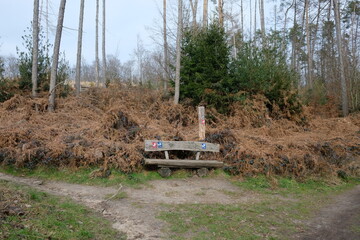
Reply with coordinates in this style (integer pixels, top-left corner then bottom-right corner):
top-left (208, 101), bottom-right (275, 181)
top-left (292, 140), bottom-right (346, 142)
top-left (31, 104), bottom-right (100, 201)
top-left (17, 26), bottom-right (51, 91)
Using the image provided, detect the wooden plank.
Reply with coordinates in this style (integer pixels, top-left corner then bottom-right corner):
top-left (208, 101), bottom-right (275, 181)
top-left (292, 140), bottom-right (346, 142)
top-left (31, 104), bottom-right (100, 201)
top-left (144, 140), bottom-right (219, 152)
top-left (198, 106), bottom-right (206, 140)
top-left (144, 159), bottom-right (223, 168)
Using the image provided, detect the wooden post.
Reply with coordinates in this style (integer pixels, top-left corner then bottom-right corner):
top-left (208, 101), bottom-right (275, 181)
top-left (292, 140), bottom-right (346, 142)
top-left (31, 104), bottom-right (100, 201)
top-left (198, 106), bottom-right (205, 140)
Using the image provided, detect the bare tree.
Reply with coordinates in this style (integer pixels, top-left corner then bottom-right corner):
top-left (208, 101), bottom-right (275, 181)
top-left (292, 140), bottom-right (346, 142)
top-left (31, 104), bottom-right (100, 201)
top-left (333, 0), bottom-right (349, 116)
top-left (75, 0), bottom-right (85, 96)
top-left (174, 0), bottom-right (183, 104)
top-left (163, 0), bottom-right (169, 91)
top-left (48, 0), bottom-right (66, 112)
top-left (32, 0), bottom-right (40, 97)
top-left (102, 0), bottom-right (107, 87)
top-left (95, 0), bottom-right (100, 86)
top-left (203, 0), bottom-right (208, 27)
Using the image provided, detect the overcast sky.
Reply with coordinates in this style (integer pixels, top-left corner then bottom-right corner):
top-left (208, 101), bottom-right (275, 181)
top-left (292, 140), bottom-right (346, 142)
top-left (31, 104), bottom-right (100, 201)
top-left (0, 0), bottom-right (164, 65)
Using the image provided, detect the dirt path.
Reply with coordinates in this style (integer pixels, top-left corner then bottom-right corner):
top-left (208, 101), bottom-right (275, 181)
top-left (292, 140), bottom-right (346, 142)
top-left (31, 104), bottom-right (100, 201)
top-left (296, 184), bottom-right (360, 240)
top-left (0, 173), bottom-right (260, 239)
top-left (1, 172), bottom-right (359, 240)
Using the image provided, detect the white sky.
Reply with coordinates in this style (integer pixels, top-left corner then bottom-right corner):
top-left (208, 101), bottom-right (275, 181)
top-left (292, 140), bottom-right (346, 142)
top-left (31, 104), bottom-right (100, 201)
top-left (0, 0), bottom-right (277, 66)
top-left (0, 0), bottom-right (163, 65)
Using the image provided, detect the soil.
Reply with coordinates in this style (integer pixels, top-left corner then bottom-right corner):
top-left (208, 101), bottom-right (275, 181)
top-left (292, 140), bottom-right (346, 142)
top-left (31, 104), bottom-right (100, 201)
top-left (1, 172), bottom-right (359, 240)
top-left (296, 185), bottom-right (360, 240)
top-left (0, 173), bottom-right (260, 239)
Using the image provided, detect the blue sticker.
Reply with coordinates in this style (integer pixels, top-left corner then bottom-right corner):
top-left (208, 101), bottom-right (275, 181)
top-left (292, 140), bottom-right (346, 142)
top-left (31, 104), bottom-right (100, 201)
top-left (157, 142), bottom-right (163, 148)
top-left (201, 143), bottom-right (206, 149)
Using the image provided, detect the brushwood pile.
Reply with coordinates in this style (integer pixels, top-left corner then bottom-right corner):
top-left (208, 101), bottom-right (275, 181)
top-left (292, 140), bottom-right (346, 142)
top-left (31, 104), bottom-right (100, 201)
top-left (0, 86), bottom-right (359, 178)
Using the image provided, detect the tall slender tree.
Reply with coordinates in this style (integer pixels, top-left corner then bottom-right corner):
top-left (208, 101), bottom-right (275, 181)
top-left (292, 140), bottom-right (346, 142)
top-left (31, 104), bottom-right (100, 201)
top-left (203, 0), bottom-right (208, 27)
top-left (48, 0), bottom-right (66, 112)
top-left (189, 0), bottom-right (199, 29)
top-left (259, 0), bottom-right (266, 43)
top-left (75, 0), bottom-right (85, 96)
top-left (333, 0), bottom-right (349, 116)
top-left (95, 0), bottom-right (100, 86)
top-left (174, 0), bottom-right (183, 104)
top-left (218, 0), bottom-right (224, 27)
top-left (163, 0), bottom-right (169, 91)
top-left (102, 0), bottom-right (106, 87)
top-left (32, 0), bottom-right (40, 97)
top-left (305, 0), bottom-right (313, 88)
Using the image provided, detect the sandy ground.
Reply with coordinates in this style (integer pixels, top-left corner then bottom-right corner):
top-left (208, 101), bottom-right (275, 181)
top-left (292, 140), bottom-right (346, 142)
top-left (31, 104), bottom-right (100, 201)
top-left (0, 172), bottom-right (359, 240)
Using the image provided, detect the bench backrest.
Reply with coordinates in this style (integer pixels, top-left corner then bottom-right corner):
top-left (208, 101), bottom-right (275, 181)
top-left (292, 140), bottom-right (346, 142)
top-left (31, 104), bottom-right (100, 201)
top-left (144, 140), bottom-right (219, 152)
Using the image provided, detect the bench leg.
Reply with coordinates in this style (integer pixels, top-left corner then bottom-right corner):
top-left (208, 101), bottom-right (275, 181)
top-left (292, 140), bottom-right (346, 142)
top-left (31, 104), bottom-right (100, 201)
top-left (158, 167), bottom-right (172, 178)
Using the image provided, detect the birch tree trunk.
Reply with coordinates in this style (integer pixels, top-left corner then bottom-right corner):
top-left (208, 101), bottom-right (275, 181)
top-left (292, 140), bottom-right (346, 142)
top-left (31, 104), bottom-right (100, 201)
top-left (102, 0), bottom-right (106, 87)
top-left (75, 0), bottom-right (85, 96)
top-left (32, 0), bottom-right (40, 97)
top-left (163, 0), bottom-right (169, 91)
top-left (333, 0), bottom-right (349, 116)
top-left (203, 0), bottom-right (208, 27)
top-left (174, 0), bottom-right (183, 105)
top-left (48, 0), bottom-right (66, 112)
top-left (95, 0), bottom-right (100, 87)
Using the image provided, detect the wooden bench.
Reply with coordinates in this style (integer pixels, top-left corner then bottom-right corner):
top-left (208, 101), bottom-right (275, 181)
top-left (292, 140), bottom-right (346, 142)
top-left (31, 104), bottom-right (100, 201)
top-left (143, 140), bottom-right (223, 176)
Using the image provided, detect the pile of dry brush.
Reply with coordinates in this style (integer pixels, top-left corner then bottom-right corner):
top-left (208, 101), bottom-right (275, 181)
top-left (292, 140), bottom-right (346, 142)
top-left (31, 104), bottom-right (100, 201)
top-left (0, 86), bottom-right (359, 178)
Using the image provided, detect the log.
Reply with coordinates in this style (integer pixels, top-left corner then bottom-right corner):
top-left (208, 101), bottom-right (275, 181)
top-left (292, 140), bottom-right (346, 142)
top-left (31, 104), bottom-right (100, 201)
top-left (144, 159), bottom-right (223, 168)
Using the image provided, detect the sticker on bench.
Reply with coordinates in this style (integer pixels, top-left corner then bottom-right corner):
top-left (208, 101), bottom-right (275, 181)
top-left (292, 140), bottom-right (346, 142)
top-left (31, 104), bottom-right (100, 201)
top-left (201, 119), bottom-right (205, 125)
top-left (157, 142), bottom-right (163, 148)
top-left (152, 142), bottom-right (157, 148)
top-left (201, 143), bottom-right (206, 149)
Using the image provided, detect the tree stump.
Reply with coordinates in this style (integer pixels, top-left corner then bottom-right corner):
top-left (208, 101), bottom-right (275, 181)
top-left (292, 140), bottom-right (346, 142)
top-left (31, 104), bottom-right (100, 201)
top-left (197, 168), bottom-right (209, 177)
top-left (158, 167), bottom-right (172, 178)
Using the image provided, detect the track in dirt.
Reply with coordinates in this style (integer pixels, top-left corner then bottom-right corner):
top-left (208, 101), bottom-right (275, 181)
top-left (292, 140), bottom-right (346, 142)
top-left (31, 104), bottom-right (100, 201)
top-left (1, 172), bottom-right (359, 240)
top-left (0, 173), bottom-right (259, 240)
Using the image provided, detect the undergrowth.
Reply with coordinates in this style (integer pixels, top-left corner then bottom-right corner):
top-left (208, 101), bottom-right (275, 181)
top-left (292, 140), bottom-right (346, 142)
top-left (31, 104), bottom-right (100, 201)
top-left (0, 180), bottom-right (124, 240)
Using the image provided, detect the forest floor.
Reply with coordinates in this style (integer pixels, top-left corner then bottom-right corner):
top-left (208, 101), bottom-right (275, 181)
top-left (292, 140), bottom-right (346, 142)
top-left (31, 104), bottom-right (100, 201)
top-left (0, 172), bottom-right (359, 240)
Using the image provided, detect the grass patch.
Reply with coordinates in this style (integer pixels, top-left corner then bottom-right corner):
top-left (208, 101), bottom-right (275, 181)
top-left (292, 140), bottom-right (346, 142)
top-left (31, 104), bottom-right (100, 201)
top-left (0, 180), bottom-right (125, 240)
top-left (232, 175), bottom-right (357, 196)
top-left (159, 177), bottom-right (359, 240)
top-left (0, 165), bottom-right (163, 187)
top-left (105, 191), bottom-right (128, 200)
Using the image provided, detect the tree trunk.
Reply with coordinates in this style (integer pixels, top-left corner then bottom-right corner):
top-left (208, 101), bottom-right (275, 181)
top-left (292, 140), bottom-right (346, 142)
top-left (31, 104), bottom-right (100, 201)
top-left (102, 0), bottom-right (106, 87)
top-left (163, 0), bottom-right (169, 91)
top-left (240, 0), bottom-right (244, 42)
top-left (218, 0), bottom-right (224, 27)
top-left (203, 0), bottom-right (208, 27)
top-left (75, 0), bottom-right (85, 96)
top-left (95, 0), bottom-right (100, 87)
top-left (48, 0), bottom-right (66, 112)
top-left (32, 0), bottom-right (40, 98)
top-left (174, 0), bottom-right (183, 105)
top-left (259, 0), bottom-right (266, 43)
top-left (333, 0), bottom-right (349, 116)
top-left (189, 0), bottom-right (198, 29)
top-left (305, 0), bottom-right (313, 88)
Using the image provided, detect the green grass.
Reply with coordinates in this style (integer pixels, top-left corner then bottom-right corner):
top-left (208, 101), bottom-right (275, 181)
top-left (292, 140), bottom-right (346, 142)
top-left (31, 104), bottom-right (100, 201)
top-left (105, 191), bottom-right (128, 200)
top-left (0, 180), bottom-right (125, 240)
top-left (158, 176), bottom-right (359, 240)
top-left (0, 165), bottom-right (163, 187)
